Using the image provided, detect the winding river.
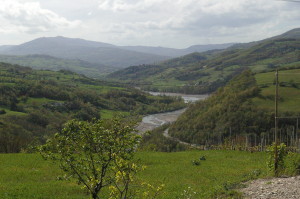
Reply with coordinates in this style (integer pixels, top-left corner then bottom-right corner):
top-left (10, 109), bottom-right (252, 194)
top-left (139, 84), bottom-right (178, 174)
top-left (137, 92), bottom-right (209, 133)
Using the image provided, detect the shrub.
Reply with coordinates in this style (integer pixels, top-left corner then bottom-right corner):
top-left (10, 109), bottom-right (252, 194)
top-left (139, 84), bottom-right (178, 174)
top-left (267, 143), bottom-right (288, 176)
top-left (0, 109), bottom-right (6, 114)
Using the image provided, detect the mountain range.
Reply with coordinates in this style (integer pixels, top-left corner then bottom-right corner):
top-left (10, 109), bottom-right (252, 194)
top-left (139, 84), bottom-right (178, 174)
top-left (0, 36), bottom-right (234, 78)
top-left (0, 28), bottom-right (299, 80)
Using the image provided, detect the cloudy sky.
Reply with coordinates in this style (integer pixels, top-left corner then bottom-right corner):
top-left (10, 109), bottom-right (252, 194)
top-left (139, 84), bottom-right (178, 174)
top-left (0, 0), bottom-right (299, 48)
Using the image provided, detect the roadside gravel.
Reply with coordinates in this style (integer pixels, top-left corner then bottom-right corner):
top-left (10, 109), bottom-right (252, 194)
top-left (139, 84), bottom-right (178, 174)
top-left (241, 176), bottom-right (300, 199)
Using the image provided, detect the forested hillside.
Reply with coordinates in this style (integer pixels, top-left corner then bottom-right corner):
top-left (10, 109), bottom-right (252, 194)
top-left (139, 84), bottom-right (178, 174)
top-left (109, 37), bottom-right (300, 94)
top-left (169, 70), bottom-right (300, 147)
top-left (0, 63), bottom-right (185, 153)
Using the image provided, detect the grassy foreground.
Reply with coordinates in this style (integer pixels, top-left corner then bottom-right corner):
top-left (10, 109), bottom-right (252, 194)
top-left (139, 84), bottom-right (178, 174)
top-left (0, 151), bottom-right (269, 199)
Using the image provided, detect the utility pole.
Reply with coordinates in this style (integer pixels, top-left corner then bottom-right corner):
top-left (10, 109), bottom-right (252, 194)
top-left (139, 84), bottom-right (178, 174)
top-left (297, 118), bottom-right (299, 151)
top-left (274, 69), bottom-right (279, 176)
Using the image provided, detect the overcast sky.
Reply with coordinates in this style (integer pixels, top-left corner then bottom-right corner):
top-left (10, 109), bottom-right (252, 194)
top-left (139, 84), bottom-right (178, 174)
top-left (0, 0), bottom-right (299, 48)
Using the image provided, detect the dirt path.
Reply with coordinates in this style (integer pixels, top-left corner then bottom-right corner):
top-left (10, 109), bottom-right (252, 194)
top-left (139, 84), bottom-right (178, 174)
top-left (241, 176), bottom-right (300, 199)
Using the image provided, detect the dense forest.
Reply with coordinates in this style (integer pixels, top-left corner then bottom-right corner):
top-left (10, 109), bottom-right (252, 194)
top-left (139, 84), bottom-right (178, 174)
top-left (0, 63), bottom-right (185, 153)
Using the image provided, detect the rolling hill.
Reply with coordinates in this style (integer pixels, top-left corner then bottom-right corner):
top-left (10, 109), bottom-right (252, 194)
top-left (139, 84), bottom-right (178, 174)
top-left (108, 28), bottom-right (300, 94)
top-left (230, 27), bottom-right (300, 49)
top-left (0, 54), bottom-right (114, 78)
top-left (119, 43), bottom-right (234, 57)
top-left (169, 69), bottom-right (300, 146)
top-left (0, 62), bottom-right (185, 152)
top-left (0, 36), bottom-right (170, 68)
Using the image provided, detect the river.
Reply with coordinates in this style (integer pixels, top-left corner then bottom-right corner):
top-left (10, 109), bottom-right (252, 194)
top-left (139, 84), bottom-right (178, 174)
top-left (137, 92), bottom-right (209, 133)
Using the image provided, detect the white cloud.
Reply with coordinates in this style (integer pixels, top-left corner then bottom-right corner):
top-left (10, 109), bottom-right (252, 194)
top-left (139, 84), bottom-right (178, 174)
top-left (0, 0), bottom-right (80, 34)
top-left (0, 0), bottom-right (299, 47)
top-left (95, 0), bottom-right (300, 47)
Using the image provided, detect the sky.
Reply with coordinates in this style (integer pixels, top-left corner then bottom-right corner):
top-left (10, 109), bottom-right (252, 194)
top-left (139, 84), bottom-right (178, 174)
top-left (0, 0), bottom-right (299, 48)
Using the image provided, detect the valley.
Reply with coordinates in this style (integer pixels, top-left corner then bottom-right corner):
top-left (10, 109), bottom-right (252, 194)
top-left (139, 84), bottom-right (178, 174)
top-left (137, 93), bottom-right (208, 133)
top-left (109, 28), bottom-right (300, 94)
top-left (0, 62), bottom-right (186, 153)
top-left (0, 26), bottom-right (300, 199)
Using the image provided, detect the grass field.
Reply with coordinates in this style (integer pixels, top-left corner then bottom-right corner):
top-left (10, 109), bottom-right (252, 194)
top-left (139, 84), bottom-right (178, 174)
top-left (0, 108), bottom-right (27, 117)
top-left (254, 69), bottom-right (300, 113)
top-left (0, 151), bottom-right (269, 199)
top-left (100, 109), bottom-right (130, 119)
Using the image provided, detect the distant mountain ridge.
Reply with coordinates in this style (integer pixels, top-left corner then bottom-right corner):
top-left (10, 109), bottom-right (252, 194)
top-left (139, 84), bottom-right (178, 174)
top-left (0, 36), bottom-right (234, 68)
top-left (119, 43), bottom-right (234, 57)
top-left (0, 28), bottom-right (298, 80)
top-left (0, 36), bottom-right (169, 68)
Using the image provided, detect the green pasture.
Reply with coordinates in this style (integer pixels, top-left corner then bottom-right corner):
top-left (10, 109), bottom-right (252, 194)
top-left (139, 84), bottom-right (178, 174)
top-left (0, 108), bottom-right (27, 117)
top-left (0, 151), bottom-right (269, 199)
top-left (100, 109), bottom-right (130, 119)
top-left (254, 69), bottom-right (300, 113)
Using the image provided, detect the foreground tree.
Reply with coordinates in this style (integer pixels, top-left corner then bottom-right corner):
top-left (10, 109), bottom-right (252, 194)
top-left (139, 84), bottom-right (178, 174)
top-left (39, 118), bottom-right (141, 199)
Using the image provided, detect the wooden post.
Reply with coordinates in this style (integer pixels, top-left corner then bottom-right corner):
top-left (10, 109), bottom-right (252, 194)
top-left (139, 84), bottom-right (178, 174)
top-left (297, 118), bottom-right (299, 151)
top-left (292, 126), bottom-right (295, 147)
top-left (274, 69), bottom-right (279, 177)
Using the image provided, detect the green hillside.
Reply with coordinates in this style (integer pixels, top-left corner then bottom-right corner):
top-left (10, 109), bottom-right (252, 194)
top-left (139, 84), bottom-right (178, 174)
top-left (0, 54), bottom-right (115, 78)
top-left (169, 70), bottom-right (300, 146)
top-left (109, 38), bottom-right (300, 94)
top-left (0, 62), bottom-right (185, 153)
top-left (253, 68), bottom-right (300, 113)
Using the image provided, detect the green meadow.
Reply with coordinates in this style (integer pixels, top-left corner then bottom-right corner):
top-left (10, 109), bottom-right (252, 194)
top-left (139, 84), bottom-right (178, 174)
top-left (0, 151), bottom-right (269, 199)
top-left (254, 68), bottom-right (300, 113)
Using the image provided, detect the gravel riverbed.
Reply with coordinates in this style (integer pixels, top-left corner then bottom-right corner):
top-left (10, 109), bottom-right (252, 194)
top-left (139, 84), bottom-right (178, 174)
top-left (136, 93), bottom-right (208, 134)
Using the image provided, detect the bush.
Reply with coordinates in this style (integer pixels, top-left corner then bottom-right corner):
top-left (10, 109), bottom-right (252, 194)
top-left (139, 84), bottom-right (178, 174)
top-left (267, 143), bottom-right (288, 176)
top-left (27, 112), bottom-right (49, 127)
top-left (285, 152), bottom-right (300, 176)
top-left (0, 109), bottom-right (6, 114)
top-left (191, 160), bottom-right (201, 166)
